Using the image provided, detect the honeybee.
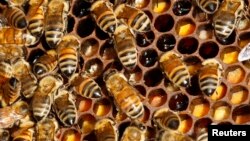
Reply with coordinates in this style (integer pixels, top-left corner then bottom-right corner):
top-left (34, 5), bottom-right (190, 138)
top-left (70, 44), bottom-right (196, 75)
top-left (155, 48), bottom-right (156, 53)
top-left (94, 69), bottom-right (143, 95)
top-left (91, 0), bottom-right (117, 34)
top-left (53, 88), bottom-right (77, 127)
top-left (196, 128), bottom-right (208, 141)
top-left (156, 129), bottom-right (194, 141)
top-left (33, 49), bottom-right (58, 77)
top-left (4, 0), bottom-right (28, 7)
top-left (0, 61), bottom-right (12, 85)
top-left (153, 108), bottom-right (181, 131)
top-left (113, 21), bottom-right (137, 71)
top-left (94, 118), bottom-right (118, 141)
top-left (2, 77), bottom-right (21, 106)
top-left (159, 51), bottom-right (191, 88)
top-left (0, 100), bottom-right (29, 128)
top-left (12, 127), bottom-right (35, 141)
top-left (198, 59), bottom-right (223, 96)
top-left (195, 0), bottom-right (220, 14)
top-left (114, 0), bottom-right (148, 9)
top-left (114, 3), bottom-right (151, 32)
top-left (121, 124), bottom-right (146, 141)
top-left (57, 35), bottom-right (79, 79)
top-left (0, 129), bottom-right (9, 141)
top-left (32, 74), bottom-right (63, 121)
top-left (104, 69), bottom-right (144, 120)
top-left (238, 42), bottom-right (250, 61)
top-left (213, 0), bottom-right (245, 40)
top-left (45, 0), bottom-right (69, 48)
top-left (0, 45), bottom-right (25, 61)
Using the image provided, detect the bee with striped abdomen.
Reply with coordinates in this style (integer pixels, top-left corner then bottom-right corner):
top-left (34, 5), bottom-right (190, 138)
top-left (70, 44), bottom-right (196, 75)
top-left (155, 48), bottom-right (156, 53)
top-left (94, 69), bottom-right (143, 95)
top-left (198, 59), bottom-right (223, 97)
top-left (91, 0), bottom-right (117, 34)
top-left (195, 0), bottom-right (220, 14)
top-left (0, 61), bottom-right (12, 85)
top-left (159, 51), bottom-right (191, 88)
top-left (113, 21), bottom-right (137, 71)
top-left (0, 129), bottom-right (9, 141)
top-left (156, 129), bottom-right (194, 141)
top-left (121, 124), bottom-right (146, 141)
top-left (0, 45), bottom-right (25, 61)
top-left (2, 77), bottom-right (21, 106)
top-left (45, 0), bottom-right (69, 48)
top-left (57, 35), bottom-right (79, 79)
top-left (94, 118), bottom-right (118, 141)
top-left (104, 69), bottom-right (144, 120)
top-left (53, 88), bottom-right (77, 127)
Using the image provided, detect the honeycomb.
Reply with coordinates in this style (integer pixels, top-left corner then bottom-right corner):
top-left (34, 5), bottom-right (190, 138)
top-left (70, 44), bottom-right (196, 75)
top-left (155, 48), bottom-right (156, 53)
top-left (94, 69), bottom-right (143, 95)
top-left (1, 0), bottom-right (250, 140)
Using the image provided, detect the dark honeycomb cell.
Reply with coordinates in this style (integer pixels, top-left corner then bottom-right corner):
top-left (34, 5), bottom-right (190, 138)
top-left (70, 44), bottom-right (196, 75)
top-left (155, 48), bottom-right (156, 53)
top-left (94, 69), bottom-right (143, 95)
top-left (136, 31), bottom-right (155, 47)
top-left (81, 38), bottom-right (99, 58)
top-left (186, 75), bottom-right (202, 96)
top-left (177, 37), bottom-right (198, 54)
top-left (72, 0), bottom-right (91, 18)
top-left (100, 39), bottom-right (116, 60)
top-left (217, 122), bottom-right (232, 125)
top-left (199, 41), bottom-right (219, 59)
top-left (169, 93), bottom-right (189, 111)
top-left (192, 6), bottom-right (208, 22)
top-left (140, 106), bottom-right (150, 123)
top-left (232, 105), bottom-right (250, 124)
top-left (148, 88), bottom-right (167, 107)
top-left (95, 26), bottom-right (110, 40)
top-left (193, 118), bottom-right (212, 134)
top-left (67, 15), bottom-right (75, 33)
top-left (184, 56), bottom-right (202, 75)
top-left (118, 122), bottom-right (131, 140)
top-left (139, 49), bottom-right (158, 67)
top-left (157, 34), bottom-right (176, 52)
top-left (135, 85), bottom-right (146, 97)
top-left (216, 31), bottom-right (236, 45)
top-left (238, 32), bottom-right (250, 48)
top-left (27, 49), bottom-right (45, 65)
top-left (144, 10), bottom-right (154, 22)
top-left (172, 0), bottom-right (192, 16)
top-left (144, 68), bottom-right (164, 87)
top-left (77, 16), bottom-right (95, 38)
top-left (154, 14), bottom-right (174, 32)
top-left (85, 58), bottom-right (103, 77)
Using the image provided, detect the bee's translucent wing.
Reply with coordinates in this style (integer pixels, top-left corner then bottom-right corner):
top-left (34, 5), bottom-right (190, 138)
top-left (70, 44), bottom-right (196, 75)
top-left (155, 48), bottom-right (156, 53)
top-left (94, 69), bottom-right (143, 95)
top-left (238, 43), bottom-right (250, 62)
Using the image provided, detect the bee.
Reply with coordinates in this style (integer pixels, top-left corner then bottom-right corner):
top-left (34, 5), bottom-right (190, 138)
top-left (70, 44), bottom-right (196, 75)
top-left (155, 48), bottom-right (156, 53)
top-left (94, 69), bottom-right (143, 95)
top-left (195, 0), bottom-right (220, 14)
top-left (0, 61), bottom-right (12, 85)
top-left (4, 0), bottom-right (28, 7)
top-left (0, 100), bottom-right (29, 128)
top-left (196, 128), bottom-right (208, 141)
top-left (91, 0), bottom-right (117, 34)
top-left (153, 108), bottom-right (181, 131)
top-left (0, 45), bottom-right (25, 61)
top-left (156, 129), bottom-right (194, 141)
top-left (32, 74), bottom-right (63, 121)
top-left (159, 51), bottom-right (191, 88)
top-left (104, 69), bottom-right (144, 120)
top-left (0, 129), bottom-right (10, 141)
top-left (12, 127), bottom-right (35, 141)
top-left (198, 59), bottom-right (223, 96)
top-left (57, 35), bottom-right (79, 79)
top-left (114, 3), bottom-right (151, 32)
top-left (45, 0), bottom-right (69, 48)
top-left (54, 88), bottom-right (77, 127)
top-left (121, 124), bottom-right (146, 141)
top-left (238, 42), bottom-right (250, 62)
top-left (2, 77), bottom-right (21, 106)
top-left (94, 118), bottom-right (118, 141)
top-left (113, 21), bottom-right (137, 71)
top-left (213, 0), bottom-right (245, 40)
top-left (33, 49), bottom-right (58, 77)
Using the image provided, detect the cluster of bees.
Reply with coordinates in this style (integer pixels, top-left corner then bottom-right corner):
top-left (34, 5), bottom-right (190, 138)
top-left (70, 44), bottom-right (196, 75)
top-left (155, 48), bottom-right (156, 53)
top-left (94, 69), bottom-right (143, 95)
top-left (0, 0), bottom-right (249, 141)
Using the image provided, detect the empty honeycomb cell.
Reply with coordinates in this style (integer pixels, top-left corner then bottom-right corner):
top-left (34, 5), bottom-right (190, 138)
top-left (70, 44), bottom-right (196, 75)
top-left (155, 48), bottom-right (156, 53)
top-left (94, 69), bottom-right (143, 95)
top-left (193, 118), bottom-right (212, 134)
top-left (78, 114), bottom-right (96, 135)
top-left (176, 18), bottom-right (196, 36)
top-left (154, 14), bottom-right (174, 32)
top-left (93, 98), bottom-right (112, 117)
top-left (189, 97), bottom-right (210, 118)
top-left (139, 106), bottom-right (150, 123)
top-left (199, 41), bottom-right (219, 59)
top-left (84, 58), bottom-right (103, 77)
top-left (216, 31), bottom-right (236, 45)
top-left (229, 85), bottom-right (248, 105)
top-left (72, 0), bottom-right (91, 18)
top-left (139, 49), bottom-right (158, 67)
top-left (211, 101), bottom-right (231, 121)
top-left (95, 26), bottom-right (110, 40)
top-left (186, 75), bottom-right (202, 96)
top-left (225, 66), bottom-right (245, 84)
top-left (100, 39), bottom-right (116, 60)
top-left (67, 15), bottom-right (75, 33)
top-left (238, 32), bottom-right (250, 48)
top-left (184, 56), bottom-right (202, 75)
top-left (61, 129), bottom-right (81, 141)
top-left (136, 31), bottom-right (155, 47)
top-left (135, 85), bottom-right (146, 97)
top-left (148, 88), bottom-right (167, 107)
top-left (210, 83), bottom-right (227, 101)
top-left (76, 96), bottom-right (92, 113)
top-left (144, 68), bottom-right (164, 87)
top-left (232, 105), bottom-right (250, 124)
top-left (27, 48), bottom-right (45, 65)
top-left (220, 46), bottom-right (240, 64)
top-left (77, 16), bottom-right (95, 38)
top-left (169, 93), bottom-right (189, 111)
top-left (152, 0), bottom-right (170, 13)
top-left (177, 37), bottom-right (198, 54)
top-left (197, 24), bottom-right (213, 40)
top-left (178, 114), bottom-right (193, 133)
top-left (156, 34), bottom-right (176, 52)
top-left (192, 6), bottom-right (208, 22)
top-left (80, 38), bottom-right (99, 58)
top-left (172, 0), bottom-right (192, 16)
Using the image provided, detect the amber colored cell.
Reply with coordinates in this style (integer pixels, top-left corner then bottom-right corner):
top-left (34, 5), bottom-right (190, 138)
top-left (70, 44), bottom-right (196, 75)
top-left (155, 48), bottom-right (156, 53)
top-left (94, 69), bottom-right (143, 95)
top-left (211, 102), bottom-right (231, 121)
top-left (154, 14), bottom-right (174, 32)
top-left (78, 114), bottom-right (96, 134)
top-left (238, 32), bottom-right (250, 48)
top-left (177, 37), bottom-right (198, 54)
top-left (93, 99), bottom-right (112, 116)
top-left (190, 98), bottom-right (210, 118)
top-left (100, 39), bottom-right (116, 60)
top-left (199, 41), bottom-right (219, 59)
top-left (220, 46), bottom-right (240, 64)
top-left (139, 106), bottom-right (150, 123)
top-left (226, 66), bottom-right (245, 84)
top-left (169, 93), bottom-right (189, 111)
top-left (76, 97), bottom-right (92, 112)
top-left (84, 58), bottom-right (103, 77)
top-left (152, 0), bottom-right (170, 13)
top-left (81, 38), bottom-right (99, 58)
top-left (193, 118), bottom-right (212, 133)
top-left (210, 83), bottom-right (227, 101)
top-left (229, 86), bottom-right (248, 105)
top-left (176, 19), bottom-right (196, 36)
top-left (232, 105), bottom-right (250, 124)
top-left (148, 89), bottom-right (167, 107)
top-left (184, 56), bottom-right (202, 76)
top-left (61, 129), bottom-right (81, 141)
top-left (178, 114), bottom-right (193, 133)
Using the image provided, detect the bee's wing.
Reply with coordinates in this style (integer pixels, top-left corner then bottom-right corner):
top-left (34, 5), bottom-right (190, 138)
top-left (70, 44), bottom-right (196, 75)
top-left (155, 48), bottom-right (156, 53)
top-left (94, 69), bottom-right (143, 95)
top-left (238, 43), bottom-right (250, 62)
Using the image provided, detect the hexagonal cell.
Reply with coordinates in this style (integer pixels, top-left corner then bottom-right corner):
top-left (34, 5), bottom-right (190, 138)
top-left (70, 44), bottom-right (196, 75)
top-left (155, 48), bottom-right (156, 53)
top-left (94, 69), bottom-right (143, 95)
top-left (144, 68), bottom-right (164, 87)
top-left (197, 24), bottom-right (213, 40)
top-left (148, 88), bottom-right (167, 107)
top-left (152, 0), bottom-right (170, 13)
top-left (192, 6), bottom-right (208, 22)
top-left (232, 105), bottom-right (250, 124)
top-left (184, 56), bottom-right (202, 75)
top-left (172, 0), bottom-right (192, 16)
top-left (210, 82), bottom-right (227, 101)
top-left (199, 41), bottom-right (219, 59)
top-left (216, 30), bottom-right (236, 45)
top-left (238, 32), bottom-right (250, 48)
top-left (169, 93), bottom-right (189, 111)
top-left (211, 101), bottom-right (231, 121)
top-left (175, 18), bottom-right (196, 36)
top-left (154, 14), bottom-right (174, 32)
top-left (178, 114), bottom-right (193, 133)
top-left (156, 34), bottom-right (176, 52)
top-left (229, 85), bottom-right (248, 105)
top-left (193, 118), bottom-right (212, 134)
top-left (139, 49), bottom-right (158, 67)
top-left (61, 129), bottom-right (81, 141)
top-left (95, 26), bottom-right (110, 40)
top-left (135, 85), bottom-right (146, 97)
top-left (220, 46), bottom-right (240, 64)
top-left (78, 114), bottom-right (96, 135)
top-left (164, 78), bottom-right (180, 92)
top-left (72, 0), bottom-right (91, 18)
top-left (136, 31), bottom-right (155, 47)
top-left (80, 38), bottom-right (99, 58)
top-left (84, 58), bottom-right (103, 77)
top-left (67, 15), bottom-right (75, 33)
top-left (27, 48), bottom-right (45, 65)
top-left (139, 106), bottom-right (150, 123)
top-left (133, 0), bottom-right (150, 9)
top-left (77, 16), bottom-right (95, 38)
top-left (225, 66), bottom-right (245, 84)
top-left (100, 39), bottom-right (116, 60)
top-left (93, 98), bottom-right (112, 117)
top-left (76, 96), bottom-right (92, 113)
top-left (189, 97), bottom-right (210, 118)
top-left (177, 37), bottom-right (198, 54)
top-left (125, 67), bottom-right (143, 83)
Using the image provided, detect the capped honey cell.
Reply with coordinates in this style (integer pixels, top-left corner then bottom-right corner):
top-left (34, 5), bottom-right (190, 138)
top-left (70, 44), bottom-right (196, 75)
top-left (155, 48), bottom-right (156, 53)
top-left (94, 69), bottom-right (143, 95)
top-left (189, 97), bottom-right (210, 118)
